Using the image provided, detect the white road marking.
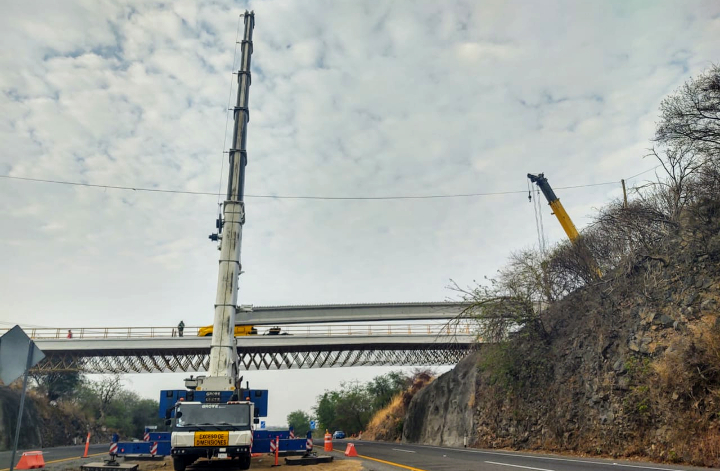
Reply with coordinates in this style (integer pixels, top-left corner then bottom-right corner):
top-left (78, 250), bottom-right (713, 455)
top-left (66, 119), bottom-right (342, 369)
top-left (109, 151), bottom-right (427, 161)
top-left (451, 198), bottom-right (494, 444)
top-left (485, 461), bottom-right (554, 471)
top-left (392, 448), bottom-right (417, 453)
top-left (381, 442), bottom-right (684, 471)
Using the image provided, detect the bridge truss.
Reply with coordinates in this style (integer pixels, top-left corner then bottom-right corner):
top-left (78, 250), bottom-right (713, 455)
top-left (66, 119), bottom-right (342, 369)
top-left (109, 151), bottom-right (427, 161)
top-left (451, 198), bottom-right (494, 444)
top-left (34, 343), bottom-right (474, 374)
top-left (30, 334), bottom-right (477, 374)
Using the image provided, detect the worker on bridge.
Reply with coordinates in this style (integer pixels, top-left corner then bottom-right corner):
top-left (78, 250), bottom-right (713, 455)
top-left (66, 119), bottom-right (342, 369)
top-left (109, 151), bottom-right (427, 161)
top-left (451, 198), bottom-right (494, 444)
top-left (177, 320), bottom-right (185, 337)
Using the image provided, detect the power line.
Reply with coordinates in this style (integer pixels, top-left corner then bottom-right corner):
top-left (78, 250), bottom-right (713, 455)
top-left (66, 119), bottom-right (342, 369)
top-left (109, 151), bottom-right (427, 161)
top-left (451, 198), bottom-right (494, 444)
top-left (0, 175), bottom-right (219, 196)
top-left (625, 165), bottom-right (661, 181)
top-left (0, 170), bottom-right (647, 201)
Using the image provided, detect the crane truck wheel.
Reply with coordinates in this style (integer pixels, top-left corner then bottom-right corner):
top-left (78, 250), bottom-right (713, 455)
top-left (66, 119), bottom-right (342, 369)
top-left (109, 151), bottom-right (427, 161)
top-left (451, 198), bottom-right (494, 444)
top-left (238, 455), bottom-right (251, 470)
top-left (172, 456), bottom-right (188, 471)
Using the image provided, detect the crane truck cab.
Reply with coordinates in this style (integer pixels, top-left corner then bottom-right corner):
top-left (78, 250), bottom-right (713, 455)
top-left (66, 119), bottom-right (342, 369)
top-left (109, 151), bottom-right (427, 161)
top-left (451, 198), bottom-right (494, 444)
top-left (169, 400), bottom-right (255, 471)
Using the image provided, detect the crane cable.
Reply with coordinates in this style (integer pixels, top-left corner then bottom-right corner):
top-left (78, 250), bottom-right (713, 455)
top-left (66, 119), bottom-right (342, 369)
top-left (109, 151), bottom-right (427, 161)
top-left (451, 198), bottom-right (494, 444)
top-left (215, 14), bottom-right (245, 225)
top-left (528, 178), bottom-right (546, 254)
top-left (536, 186), bottom-right (547, 253)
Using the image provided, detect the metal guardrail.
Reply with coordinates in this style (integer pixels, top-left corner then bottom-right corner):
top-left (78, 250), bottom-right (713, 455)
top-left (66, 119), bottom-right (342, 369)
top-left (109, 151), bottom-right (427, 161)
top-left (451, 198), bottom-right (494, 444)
top-left (1, 323), bottom-right (476, 340)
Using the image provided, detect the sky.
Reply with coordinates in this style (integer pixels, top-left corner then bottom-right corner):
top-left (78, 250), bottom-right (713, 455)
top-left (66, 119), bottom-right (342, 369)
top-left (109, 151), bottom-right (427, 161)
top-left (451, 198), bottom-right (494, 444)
top-left (1, 0), bottom-right (719, 425)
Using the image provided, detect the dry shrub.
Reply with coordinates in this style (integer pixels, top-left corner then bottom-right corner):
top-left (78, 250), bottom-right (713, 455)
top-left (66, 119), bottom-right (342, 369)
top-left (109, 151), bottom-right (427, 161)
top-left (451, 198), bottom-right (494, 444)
top-left (363, 372), bottom-right (435, 442)
top-left (655, 322), bottom-right (720, 405)
top-left (639, 320), bottom-right (720, 466)
top-left (402, 371), bottom-right (433, 406)
top-left (694, 428), bottom-right (720, 466)
top-left (363, 394), bottom-right (404, 441)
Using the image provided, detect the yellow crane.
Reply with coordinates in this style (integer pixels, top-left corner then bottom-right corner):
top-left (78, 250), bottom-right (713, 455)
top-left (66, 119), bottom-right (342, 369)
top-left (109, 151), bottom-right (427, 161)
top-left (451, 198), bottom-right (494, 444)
top-left (527, 173), bottom-right (580, 242)
top-left (527, 173), bottom-right (602, 278)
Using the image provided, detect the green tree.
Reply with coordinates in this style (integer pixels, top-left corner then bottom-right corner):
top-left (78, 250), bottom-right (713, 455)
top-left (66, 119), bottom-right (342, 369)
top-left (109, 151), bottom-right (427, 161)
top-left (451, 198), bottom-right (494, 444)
top-left (366, 371), bottom-right (410, 410)
top-left (30, 371), bottom-right (82, 402)
top-left (287, 410), bottom-right (311, 436)
top-left (314, 391), bottom-right (339, 432)
top-left (332, 382), bottom-right (373, 434)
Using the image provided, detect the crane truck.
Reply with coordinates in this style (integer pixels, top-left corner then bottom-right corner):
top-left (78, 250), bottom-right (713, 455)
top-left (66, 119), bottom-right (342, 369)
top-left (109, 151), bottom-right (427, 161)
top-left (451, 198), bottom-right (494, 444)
top-left (527, 173), bottom-right (602, 278)
top-left (167, 12), bottom-right (257, 471)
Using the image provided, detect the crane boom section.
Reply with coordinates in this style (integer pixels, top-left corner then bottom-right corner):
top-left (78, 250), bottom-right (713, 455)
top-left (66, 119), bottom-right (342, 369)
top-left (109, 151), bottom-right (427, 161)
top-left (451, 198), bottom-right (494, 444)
top-left (548, 200), bottom-right (580, 242)
top-left (528, 172), bottom-right (601, 279)
top-left (527, 173), bottom-right (580, 242)
top-left (205, 12), bottom-right (255, 390)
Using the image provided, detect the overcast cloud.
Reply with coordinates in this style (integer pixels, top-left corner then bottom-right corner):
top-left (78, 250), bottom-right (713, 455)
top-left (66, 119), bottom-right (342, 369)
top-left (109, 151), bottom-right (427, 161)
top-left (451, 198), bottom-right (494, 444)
top-left (1, 1), bottom-right (719, 424)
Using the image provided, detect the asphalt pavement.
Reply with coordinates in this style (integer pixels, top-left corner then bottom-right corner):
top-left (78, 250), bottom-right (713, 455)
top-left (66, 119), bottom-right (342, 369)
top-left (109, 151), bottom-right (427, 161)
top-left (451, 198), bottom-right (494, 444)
top-left (0, 443), bottom-right (108, 470)
top-left (325, 439), bottom-right (718, 471)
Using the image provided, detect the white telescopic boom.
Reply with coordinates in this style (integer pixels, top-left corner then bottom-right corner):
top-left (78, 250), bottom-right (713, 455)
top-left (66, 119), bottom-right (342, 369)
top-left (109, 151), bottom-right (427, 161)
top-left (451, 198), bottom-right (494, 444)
top-left (203, 11), bottom-right (254, 391)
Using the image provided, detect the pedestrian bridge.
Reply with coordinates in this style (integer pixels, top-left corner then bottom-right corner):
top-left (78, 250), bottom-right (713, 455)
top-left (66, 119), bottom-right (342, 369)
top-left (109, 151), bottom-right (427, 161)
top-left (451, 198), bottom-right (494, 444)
top-left (16, 322), bottom-right (478, 374)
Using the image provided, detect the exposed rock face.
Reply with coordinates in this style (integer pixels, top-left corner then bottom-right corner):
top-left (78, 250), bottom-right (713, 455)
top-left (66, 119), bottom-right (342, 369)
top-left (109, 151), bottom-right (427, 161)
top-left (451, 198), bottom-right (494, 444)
top-left (403, 352), bottom-right (480, 447)
top-left (401, 208), bottom-right (720, 467)
top-left (0, 388), bottom-right (99, 450)
top-left (0, 387), bottom-right (43, 450)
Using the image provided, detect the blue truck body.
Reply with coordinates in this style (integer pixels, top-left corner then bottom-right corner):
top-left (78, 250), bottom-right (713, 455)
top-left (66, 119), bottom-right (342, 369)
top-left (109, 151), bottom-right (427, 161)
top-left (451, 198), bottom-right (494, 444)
top-left (129, 390), bottom-right (309, 457)
top-left (158, 389), bottom-right (269, 418)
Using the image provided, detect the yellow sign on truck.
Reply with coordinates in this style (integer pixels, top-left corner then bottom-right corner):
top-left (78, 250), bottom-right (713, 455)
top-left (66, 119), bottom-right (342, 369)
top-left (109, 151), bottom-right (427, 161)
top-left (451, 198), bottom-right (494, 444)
top-left (194, 432), bottom-right (229, 447)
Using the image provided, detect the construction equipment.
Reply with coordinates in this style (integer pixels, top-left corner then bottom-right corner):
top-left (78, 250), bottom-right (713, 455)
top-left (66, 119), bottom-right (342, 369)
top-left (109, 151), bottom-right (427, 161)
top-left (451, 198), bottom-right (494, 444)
top-left (527, 173), bottom-right (580, 242)
top-left (527, 173), bottom-right (602, 278)
top-left (166, 11), bottom-right (256, 471)
top-left (164, 14), bottom-right (312, 470)
top-left (197, 325), bottom-right (257, 337)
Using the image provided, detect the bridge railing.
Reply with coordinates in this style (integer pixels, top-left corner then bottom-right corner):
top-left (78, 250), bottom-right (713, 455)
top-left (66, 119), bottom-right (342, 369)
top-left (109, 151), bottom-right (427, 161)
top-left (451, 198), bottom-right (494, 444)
top-left (0, 323), bottom-right (477, 340)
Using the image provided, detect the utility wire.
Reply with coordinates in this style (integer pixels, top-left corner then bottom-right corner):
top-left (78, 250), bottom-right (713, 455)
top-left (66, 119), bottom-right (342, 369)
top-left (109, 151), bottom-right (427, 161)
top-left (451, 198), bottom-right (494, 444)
top-left (0, 168), bottom-right (652, 201)
top-left (625, 165), bottom-right (661, 181)
top-left (0, 174), bottom-right (619, 200)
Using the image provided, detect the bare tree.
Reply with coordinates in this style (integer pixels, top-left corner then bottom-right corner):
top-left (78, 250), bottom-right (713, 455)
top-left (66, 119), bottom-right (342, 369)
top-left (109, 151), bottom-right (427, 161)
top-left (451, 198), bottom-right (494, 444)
top-left (655, 64), bottom-right (720, 160)
top-left (643, 145), bottom-right (707, 221)
top-left (450, 250), bottom-right (549, 344)
top-left (92, 374), bottom-right (123, 420)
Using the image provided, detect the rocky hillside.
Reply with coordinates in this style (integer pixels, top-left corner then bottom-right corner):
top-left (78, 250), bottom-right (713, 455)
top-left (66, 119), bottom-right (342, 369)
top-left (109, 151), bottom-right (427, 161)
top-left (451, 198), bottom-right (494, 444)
top-left (0, 386), bottom-right (112, 450)
top-left (0, 387), bottom-right (44, 450)
top-left (403, 201), bottom-right (720, 466)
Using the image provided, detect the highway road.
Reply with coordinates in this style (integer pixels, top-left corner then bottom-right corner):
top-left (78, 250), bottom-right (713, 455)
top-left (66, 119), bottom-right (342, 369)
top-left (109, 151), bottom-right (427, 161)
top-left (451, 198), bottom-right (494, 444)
top-left (329, 440), bottom-right (717, 471)
top-left (0, 444), bottom-right (108, 470)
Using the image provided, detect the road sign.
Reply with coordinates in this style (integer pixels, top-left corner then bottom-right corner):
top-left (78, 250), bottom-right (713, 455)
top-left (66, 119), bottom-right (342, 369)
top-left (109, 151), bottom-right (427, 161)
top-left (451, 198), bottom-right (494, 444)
top-left (0, 326), bottom-right (45, 385)
top-left (309, 420), bottom-right (316, 430)
top-left (260, 421), bottom-right (266, 429)
top-left (0, 326), bottom-right (45, 471)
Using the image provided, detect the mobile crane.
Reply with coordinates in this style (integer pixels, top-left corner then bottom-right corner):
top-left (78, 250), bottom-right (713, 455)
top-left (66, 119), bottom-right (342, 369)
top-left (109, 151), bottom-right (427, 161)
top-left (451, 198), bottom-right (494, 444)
top-left (167, 12), bottom-right (256, 471)
top-left (527, 173), bottom-right (602, 278)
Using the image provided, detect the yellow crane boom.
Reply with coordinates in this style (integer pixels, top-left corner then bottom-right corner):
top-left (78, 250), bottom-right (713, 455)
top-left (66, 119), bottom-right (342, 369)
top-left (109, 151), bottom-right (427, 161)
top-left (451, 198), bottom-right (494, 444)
top-left (527, 173), bottom-right (579, 242)
top-left (528, 173), bottom-right (601, 278)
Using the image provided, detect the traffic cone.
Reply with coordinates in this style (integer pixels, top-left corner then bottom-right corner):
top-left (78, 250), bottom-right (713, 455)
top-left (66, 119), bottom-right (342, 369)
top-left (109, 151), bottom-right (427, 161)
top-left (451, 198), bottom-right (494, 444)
top-left (82, 433), bottom-right (91, 458)
top-left (324, 431), bottom-right (332, 452)
top-left (344, 443), bottom-right (358, 457)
